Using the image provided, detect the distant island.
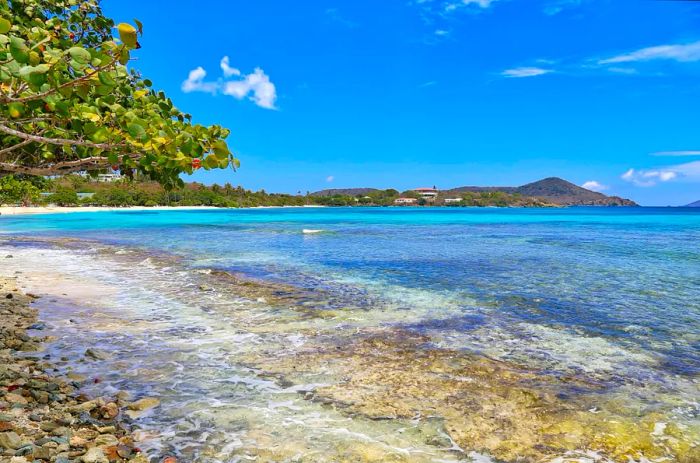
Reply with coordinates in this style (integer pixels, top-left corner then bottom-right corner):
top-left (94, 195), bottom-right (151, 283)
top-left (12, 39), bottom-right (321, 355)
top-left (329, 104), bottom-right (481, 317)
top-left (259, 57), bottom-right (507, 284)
top-left (686, 200), bottom-right (700, 207)
top-left (313, 177), bottom-right (638, 207)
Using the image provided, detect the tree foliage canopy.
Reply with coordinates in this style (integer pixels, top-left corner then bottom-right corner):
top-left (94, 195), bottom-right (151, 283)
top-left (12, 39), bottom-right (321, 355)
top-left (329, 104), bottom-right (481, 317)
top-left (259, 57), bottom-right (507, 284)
top-left (0, 0), bottom-right (237, 187)
top-left (0, 173), bottom-right (43, 204)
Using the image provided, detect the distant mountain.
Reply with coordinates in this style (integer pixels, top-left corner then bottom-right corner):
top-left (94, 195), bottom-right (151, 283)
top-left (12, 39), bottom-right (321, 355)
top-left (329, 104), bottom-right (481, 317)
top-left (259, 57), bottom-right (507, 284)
top-left (686, 200), bottom-right (700, 207)
top-left (311, 188), bottom-right (379, 197)
top-left (515, 178), bottom-right (637, 206)
top-left (312, 178), bottom-right (638, 206)
top-left (447, 177), bottom-right (637, 206)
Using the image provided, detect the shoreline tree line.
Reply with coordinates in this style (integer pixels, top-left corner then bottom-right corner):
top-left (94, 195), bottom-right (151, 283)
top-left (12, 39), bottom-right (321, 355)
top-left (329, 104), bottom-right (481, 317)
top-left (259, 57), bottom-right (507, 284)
top-left (0, 174), bottom-right (555, 208)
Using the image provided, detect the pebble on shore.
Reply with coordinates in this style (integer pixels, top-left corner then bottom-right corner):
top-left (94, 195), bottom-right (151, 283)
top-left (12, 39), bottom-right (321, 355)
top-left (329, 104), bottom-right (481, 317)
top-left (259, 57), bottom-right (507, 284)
top-left (0, 277), bottom-right (160, 463)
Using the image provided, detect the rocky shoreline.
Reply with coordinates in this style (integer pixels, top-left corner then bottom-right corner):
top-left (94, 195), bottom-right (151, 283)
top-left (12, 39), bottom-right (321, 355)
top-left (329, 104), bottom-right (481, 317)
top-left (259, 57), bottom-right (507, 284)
top-left (0, 276), bottom-right (164, 463)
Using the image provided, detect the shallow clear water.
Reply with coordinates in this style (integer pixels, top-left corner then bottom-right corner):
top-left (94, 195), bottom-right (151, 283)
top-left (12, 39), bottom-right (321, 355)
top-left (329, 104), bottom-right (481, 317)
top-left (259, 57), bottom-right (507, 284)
top-left (1, 207), bottom-right (699, 462)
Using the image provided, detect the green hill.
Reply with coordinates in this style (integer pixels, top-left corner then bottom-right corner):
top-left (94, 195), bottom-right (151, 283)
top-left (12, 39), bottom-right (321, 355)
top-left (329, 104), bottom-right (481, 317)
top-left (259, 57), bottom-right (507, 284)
top-left (447, 177), bottom-right (637, 206)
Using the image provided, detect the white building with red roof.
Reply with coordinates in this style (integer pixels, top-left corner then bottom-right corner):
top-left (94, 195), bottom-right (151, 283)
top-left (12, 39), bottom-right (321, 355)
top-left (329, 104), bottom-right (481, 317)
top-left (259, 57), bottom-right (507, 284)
top-left (414, 187), bottom-right (438, 199)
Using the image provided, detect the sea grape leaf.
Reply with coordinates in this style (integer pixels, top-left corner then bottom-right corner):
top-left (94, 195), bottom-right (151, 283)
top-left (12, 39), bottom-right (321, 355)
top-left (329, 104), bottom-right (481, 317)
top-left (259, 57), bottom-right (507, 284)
top-left (10, 36), bottom-right (29, 64)
top-left (0, 18), bottom-right (11, 34)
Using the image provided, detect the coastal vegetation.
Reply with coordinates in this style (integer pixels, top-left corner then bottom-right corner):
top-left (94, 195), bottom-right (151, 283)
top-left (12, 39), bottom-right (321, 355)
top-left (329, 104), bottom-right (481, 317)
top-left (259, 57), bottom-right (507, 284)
top-left (0, 0), bottom-right (235, 187)
top-left (0, 174), bottom-right (309, 208)
top-left (0, 174), bottom-right (562, 208)
top-left (0, 173), bottom-right (46, 205)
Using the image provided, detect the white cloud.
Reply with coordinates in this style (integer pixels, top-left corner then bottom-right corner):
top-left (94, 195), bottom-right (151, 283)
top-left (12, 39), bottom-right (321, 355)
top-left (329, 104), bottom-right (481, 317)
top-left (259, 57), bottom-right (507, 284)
top-left (607, 67), bottom-right (638, 75)
top-left (181, 67), bottom-right (218, 94)
top-left (410, 0), bottom-right (495, 39)
top-left (657, 171), bottom-right (678, 181)
top-left (222, 68), bottom-right (277, 110)
top-left (543, 0), bottom-right (582, 16)
top-left (326, 176), bottom-right (335, 183)
top-left (220, 56), bottom-right (240, 78)
top-left (445, 0), bottom-right (495, 11)
top-left (621, 169), bottom-right (635, 181)
top-left (582, 181), bottom-right (608, 192)
top-left (619, 164), bottom-right (700, 187)
top-left (651, 150), bottom-right (700, 157)
top-left (415, 0), bottom-right (495, 15)
top-left (501, 67), bottom-right (552, 78)
top-left (182, 58), bottom-right (277, 110)
top-left (600, 41), bottom-right (700, 65)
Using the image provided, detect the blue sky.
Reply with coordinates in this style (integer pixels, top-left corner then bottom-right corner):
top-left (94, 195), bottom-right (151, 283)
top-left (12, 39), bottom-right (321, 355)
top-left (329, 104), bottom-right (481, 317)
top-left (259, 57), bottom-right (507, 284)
top-left (104, 0), bottom-right (700, 206)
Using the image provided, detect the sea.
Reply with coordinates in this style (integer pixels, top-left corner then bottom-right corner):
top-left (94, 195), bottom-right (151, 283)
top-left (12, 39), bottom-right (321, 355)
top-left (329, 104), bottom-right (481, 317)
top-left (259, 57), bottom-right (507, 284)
top-left (1, 206), bottom-right (699, 462)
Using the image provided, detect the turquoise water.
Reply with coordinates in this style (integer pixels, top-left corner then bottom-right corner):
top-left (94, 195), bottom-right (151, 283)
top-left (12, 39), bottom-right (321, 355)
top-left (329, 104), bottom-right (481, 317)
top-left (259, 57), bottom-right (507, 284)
top-left (2, 206), bottom-right (700, 462)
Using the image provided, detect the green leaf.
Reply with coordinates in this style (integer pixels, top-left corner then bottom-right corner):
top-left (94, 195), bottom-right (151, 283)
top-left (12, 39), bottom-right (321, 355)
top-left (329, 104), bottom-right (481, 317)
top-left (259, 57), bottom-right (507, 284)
top-left (55, 101), bottom-right (71, 116)
top-left (127, 122), bottom-right (148, 141)
top-left (203, 155), bottom-right (220, 170)
top-left (212, 140), bottom-right (230, 160)
top-left (95, 85), bottom-right (112, 96)
top-left (70, 58), bottom-right (87, 70)
top-left (90, 127), bottom-right (110, 143)
top-left (98, 72), bottom-right (116, 86)
top-left (119, 48), bottom-right (130, 65)
top-left (0, 18), bottom-right (11, 34)
top-left (7, 102), bottom-right (25, 118)
top-left (58, 86), bottom-right (73, 98)
top-left (10, 36), bottom-right (29, 64)
top-left (68, 46), bottom-right (91, 64)
top-left (134, 18), bottom-right (143, 35)
top-left (75, 84), bottom-right (90, 101)
top-left (18, 65), bottom-right (47, 86)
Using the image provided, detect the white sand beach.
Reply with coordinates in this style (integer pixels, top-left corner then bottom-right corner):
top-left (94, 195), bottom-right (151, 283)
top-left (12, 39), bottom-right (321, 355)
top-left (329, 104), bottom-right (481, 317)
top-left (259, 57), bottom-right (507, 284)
top-left (0, 206), bottom-right (222, 216)
top-left (0, 205), bottom-right (327, 216)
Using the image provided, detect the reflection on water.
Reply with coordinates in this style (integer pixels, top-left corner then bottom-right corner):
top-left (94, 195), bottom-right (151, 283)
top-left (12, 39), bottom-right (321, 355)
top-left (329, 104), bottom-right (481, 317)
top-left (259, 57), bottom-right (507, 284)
top-left (1, 207), bottom-right (700, 462)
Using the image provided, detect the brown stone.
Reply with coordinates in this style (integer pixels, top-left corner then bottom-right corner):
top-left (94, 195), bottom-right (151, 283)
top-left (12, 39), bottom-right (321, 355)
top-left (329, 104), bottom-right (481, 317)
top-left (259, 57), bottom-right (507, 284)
top-left (99, 402), bottom-right (119, 420)
top-left (4, 393), bottom-right (27, 405)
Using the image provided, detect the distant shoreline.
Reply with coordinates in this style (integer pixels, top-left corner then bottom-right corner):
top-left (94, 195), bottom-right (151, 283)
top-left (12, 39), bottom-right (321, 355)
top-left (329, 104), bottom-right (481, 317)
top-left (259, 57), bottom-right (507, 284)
top-left (0, 204), bottom-right (677, 217)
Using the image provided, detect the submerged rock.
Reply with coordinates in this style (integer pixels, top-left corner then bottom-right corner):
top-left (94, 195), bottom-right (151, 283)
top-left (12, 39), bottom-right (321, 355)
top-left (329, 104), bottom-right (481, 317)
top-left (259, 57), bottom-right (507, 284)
top-left (84, 348), bottom-right (112, 360)
top-left (127, 397), bottom-right (160, 412)
top-left (125, 397), bottom-right (160, 419)
top-left (252, 329), bottom-right (700, 463)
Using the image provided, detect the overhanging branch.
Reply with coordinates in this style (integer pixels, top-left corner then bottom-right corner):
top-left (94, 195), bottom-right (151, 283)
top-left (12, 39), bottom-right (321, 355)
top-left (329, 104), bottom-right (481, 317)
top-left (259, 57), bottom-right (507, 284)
top-left (0, 154), bottom-right (141, 176)
top-left (0, 139), bottom-right (34, 158)
top-left (0, 123), bottom-right (124, 150)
